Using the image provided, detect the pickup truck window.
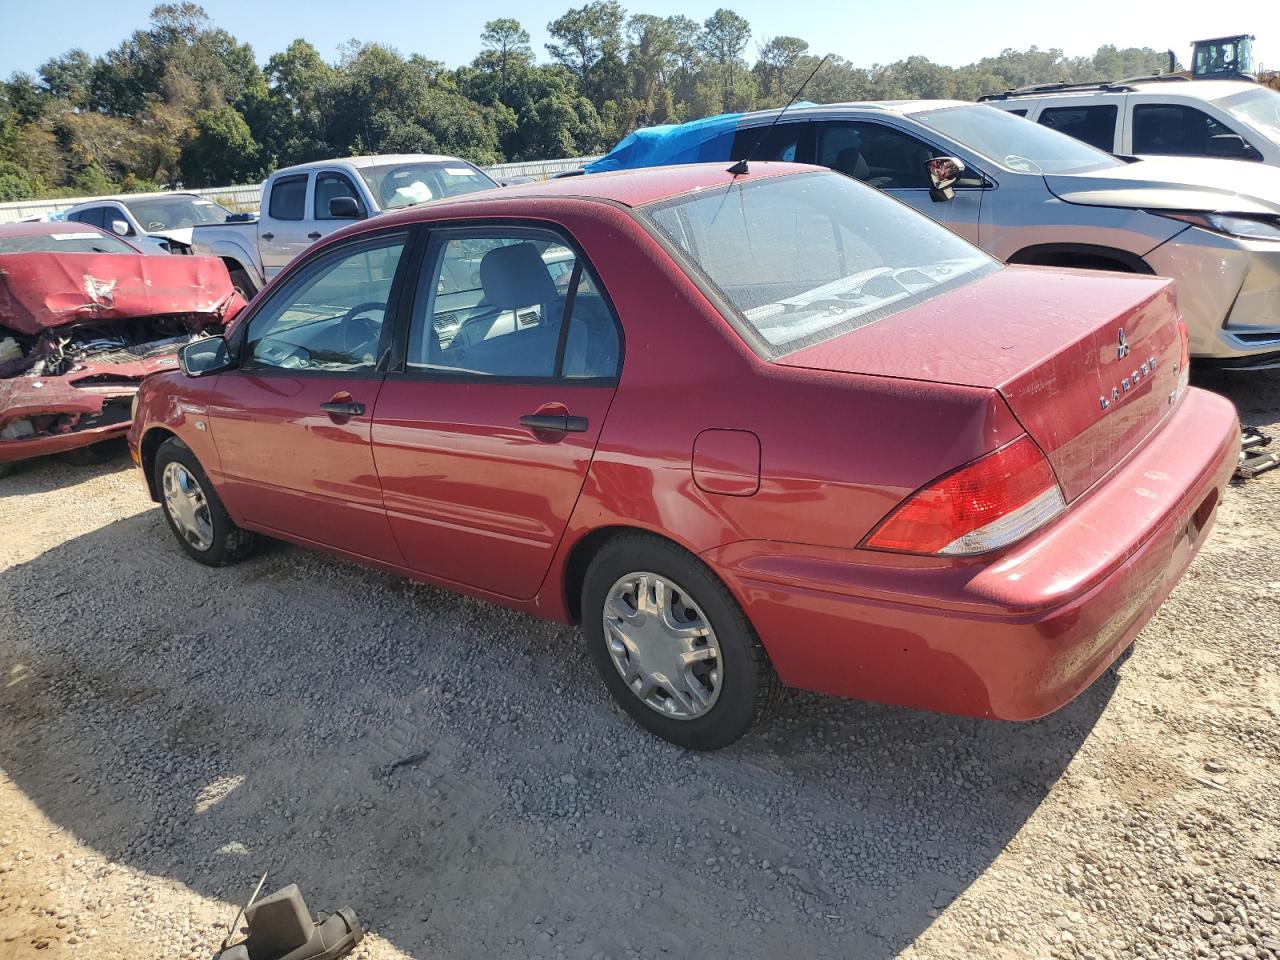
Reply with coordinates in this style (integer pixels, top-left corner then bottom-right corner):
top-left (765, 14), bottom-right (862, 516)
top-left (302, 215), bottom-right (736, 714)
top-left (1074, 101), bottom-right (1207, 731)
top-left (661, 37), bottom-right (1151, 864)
top-left (268, 175), bottom-right (308, 221)
top-left (1036, 105), bottom-right (1117, 152)
top-left (357, 161), bottom-right (496, 211)
top-left (315, 172), bottom-right (362, 219)
top-left (1132, 103), bottom-right (1255, 158)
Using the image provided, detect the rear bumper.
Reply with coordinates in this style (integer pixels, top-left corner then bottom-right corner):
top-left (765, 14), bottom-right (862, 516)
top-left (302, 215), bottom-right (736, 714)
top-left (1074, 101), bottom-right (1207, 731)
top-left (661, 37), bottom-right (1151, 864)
top-left (707, 387), bottom-right (1240, 720)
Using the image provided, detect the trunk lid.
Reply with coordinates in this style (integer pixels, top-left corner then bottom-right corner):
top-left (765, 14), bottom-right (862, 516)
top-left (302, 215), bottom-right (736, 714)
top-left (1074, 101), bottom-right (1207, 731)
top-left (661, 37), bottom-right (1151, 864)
top-left (775, 265), bottom-right (1182, 502)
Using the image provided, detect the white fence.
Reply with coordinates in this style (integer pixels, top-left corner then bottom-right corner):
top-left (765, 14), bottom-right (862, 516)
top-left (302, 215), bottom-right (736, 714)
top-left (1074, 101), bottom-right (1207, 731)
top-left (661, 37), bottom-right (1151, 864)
top-left (0, 156), bottom-right (598, 224)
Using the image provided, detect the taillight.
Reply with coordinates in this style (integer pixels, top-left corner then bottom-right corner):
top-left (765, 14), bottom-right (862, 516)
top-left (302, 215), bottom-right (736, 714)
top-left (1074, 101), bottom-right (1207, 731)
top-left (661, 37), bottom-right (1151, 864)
top-left (863, 435), bottom-right (1066, 556)
top-left (1176, 318), bottom-right (1191, 398)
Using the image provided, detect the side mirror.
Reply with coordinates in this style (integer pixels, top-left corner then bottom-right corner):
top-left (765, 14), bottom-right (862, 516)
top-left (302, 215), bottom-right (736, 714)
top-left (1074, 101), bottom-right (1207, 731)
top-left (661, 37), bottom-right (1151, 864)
top-left (110, 219), bottom-right (130, 236)
top-left (328, 196), bottom-right (363, 219)
top-left (1206, 134), bottom-right (1250, 159)
top-left (926, 157), bottom-right (966, 202)
top-left (178, 336), bottom-right (234, 377)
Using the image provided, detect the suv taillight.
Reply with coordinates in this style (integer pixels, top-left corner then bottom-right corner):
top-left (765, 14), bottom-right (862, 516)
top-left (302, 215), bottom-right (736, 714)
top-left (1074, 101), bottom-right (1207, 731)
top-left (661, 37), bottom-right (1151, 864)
top-left (863, 435), bottom-right (1066, 556)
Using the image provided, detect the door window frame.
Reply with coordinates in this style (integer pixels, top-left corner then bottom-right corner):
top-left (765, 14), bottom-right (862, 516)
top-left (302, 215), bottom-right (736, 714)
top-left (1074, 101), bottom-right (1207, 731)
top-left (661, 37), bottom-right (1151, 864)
top-left (314, 170), bottom-right (366, 220)
top-left (384, 219), bottom-right (625, 387)
top-left (226, 227), bottom-right (418, 381)
top-left (267, 173), bottom-right (310, 222)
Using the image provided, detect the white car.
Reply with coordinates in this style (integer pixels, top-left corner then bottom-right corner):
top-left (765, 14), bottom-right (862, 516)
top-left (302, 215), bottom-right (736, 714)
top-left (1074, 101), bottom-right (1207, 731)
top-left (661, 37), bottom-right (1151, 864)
top-left (981, 78), bottom-right (1280, 166)
top-left (188, 155), bottom-right (501, 297)
top-left (64, 192), bottom-right (236, 255)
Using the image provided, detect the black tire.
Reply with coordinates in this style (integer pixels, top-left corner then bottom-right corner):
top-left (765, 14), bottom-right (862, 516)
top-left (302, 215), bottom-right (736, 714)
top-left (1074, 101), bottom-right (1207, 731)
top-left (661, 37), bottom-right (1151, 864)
top-left (228, 267), bottom-right (256, 302)
top-left (153, 437), bottom-right (257, 566)
top-left (581, 533), bottom-right (783, 750)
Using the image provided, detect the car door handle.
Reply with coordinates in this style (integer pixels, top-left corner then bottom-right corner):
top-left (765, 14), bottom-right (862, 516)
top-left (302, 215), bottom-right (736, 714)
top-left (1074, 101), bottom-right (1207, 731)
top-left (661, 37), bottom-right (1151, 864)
top-left (320, 401), bottom-right (364, 416)
top-left (307, 231), bottom-right (322, 240)
top-left (520, 414), bottom-right (588, 433)
top-left (261, 232), bottom-right (274, 240)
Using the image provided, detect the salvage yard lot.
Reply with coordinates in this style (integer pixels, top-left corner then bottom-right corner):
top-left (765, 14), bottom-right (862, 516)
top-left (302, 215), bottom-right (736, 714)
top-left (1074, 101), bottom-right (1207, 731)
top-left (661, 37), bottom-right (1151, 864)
top-left (1, 371), bottom-right (1278, 960)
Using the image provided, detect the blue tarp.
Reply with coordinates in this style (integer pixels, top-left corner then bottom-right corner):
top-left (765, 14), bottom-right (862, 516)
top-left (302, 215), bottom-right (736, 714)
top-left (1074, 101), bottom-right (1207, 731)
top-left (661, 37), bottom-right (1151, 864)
top-left (584, 112), bottom-right (744, 173)
top-left (583, 104), bottom-right (815, 174)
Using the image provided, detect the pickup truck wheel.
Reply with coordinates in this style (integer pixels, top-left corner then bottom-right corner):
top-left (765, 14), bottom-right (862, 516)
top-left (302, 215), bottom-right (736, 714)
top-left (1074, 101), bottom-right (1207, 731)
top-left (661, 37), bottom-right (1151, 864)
top-left (581, 533), bottom-right (783, 750)
top-left (228, 267), bottom-right (256, 301)
top-left (154, 438), bottom-right (257, 566)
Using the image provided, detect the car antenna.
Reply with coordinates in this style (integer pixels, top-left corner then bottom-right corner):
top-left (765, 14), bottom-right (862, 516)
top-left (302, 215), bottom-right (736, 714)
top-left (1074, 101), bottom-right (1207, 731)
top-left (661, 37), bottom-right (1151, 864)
top-left (728, 54), bottom-right (829, 176)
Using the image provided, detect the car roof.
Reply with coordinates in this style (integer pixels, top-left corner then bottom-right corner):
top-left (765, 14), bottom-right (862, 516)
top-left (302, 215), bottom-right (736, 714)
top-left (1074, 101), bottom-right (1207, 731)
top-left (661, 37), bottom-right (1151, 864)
top-left (986, 78), bottom-right (1260, 103)
top-left (0, 220), bottom-right (114, 238)
top-left (384, 160), bottom-right (823, 214)
top-left (732, 100), bottom-right (969, 124)
top-left (271, 154), bottom-right (480, 176)
top-left (65, 192), bottom-right (204, 211)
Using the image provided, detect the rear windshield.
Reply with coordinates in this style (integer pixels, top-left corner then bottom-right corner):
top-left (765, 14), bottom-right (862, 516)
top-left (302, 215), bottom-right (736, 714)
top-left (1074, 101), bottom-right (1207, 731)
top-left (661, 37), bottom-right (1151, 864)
top-left (910, 103), bottom-right (1123, 174)
top-left (639, 171), bottom-right (995, 355)
top-left (0, 230), bottom-right (138, 255)
top-left (357, 161), bottom-right (497, 210)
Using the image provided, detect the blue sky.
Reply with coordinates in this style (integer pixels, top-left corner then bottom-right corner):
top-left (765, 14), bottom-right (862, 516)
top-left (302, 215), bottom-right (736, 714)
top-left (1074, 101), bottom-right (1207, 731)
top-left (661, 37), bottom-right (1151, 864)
top-left (0, 0), bottom-right (1270, 77)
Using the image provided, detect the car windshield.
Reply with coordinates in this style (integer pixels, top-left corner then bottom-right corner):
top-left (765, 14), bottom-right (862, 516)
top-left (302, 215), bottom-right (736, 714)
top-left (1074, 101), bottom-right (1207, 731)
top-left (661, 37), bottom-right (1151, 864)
top-left (909, 103), bottom-right (1123, 175)
top-left (1217, 87), bottom-right (1280, 143)
top-left (124, 195), bottom-right (231, 231)
top-left (640, 171), bottom-right (996, 355)
top-left (0, 230), bottom-right (138, 255)
top-left (357, 161), bottom-right (497, 210)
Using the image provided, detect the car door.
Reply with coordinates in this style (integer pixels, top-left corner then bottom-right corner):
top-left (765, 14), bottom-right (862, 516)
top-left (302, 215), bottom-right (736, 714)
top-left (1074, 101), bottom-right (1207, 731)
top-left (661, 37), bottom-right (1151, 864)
top-left (372, 225), bottom-right (623, 600)
top-left (811, 119), bottom-right (985, 244)
top-left (207, 230), bottom-right (411, 564)
top-left (260, 173), bottom-right (314, 277)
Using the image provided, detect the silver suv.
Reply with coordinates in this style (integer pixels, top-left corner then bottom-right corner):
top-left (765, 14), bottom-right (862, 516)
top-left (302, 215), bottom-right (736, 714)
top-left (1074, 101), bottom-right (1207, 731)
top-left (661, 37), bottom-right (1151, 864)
top-left (980, 78), bottom-right (1280, 166)
top-left (709, 102), bottom-right (1280, 367)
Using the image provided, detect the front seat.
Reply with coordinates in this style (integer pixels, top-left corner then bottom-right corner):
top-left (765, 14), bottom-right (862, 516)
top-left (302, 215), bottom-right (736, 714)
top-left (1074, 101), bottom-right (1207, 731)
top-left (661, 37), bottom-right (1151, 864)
top-left (834, 147), bottom-right (871, 181)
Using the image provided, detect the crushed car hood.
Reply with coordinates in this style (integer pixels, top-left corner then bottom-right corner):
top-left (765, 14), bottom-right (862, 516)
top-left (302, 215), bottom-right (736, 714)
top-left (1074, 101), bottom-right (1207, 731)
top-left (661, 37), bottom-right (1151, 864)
top-left (0, 252), bottom-right (239, 336)
top-left (1045, 156), bottom-right (1280, 216)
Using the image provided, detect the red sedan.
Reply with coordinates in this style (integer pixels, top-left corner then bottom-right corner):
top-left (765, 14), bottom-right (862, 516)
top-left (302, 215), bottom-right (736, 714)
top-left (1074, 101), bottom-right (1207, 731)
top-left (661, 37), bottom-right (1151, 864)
top-left (127, 163), bottom-right (1239, 749)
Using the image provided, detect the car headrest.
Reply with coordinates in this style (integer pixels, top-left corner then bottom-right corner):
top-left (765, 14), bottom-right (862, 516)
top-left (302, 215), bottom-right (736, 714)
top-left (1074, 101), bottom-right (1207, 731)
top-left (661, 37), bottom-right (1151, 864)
top-left (479, 242), bottom-right (558, 310)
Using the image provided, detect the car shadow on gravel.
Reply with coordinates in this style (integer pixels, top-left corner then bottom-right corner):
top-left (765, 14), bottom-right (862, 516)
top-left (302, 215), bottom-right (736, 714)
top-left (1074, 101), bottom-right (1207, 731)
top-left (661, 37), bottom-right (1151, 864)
top-left (0, 498), bottom-right (1124, 960)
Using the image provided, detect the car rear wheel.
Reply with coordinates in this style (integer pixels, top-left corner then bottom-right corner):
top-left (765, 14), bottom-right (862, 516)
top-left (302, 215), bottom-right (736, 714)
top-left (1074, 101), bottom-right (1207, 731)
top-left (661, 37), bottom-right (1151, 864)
top-left (581, 534), bottom-right (782, 749)
top-left (154, 437), bottom-right (256, 566)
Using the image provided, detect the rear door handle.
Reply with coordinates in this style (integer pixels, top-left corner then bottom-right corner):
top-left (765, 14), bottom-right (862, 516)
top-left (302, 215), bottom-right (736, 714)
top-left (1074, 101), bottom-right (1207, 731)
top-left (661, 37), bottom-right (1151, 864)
top-left (321, 401), bottom-right (364, 416)
top-left (261, 232), bottom-right (274, 240)
top-left (307, 231), bottom-right (322, 240)
top-left (520, 414), bottom-right (588, 433)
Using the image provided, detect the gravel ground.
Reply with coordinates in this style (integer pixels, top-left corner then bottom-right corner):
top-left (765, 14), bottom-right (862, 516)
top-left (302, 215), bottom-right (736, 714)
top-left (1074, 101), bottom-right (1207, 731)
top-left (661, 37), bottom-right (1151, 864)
top-left (1, 370), bottom-right (1278, 960)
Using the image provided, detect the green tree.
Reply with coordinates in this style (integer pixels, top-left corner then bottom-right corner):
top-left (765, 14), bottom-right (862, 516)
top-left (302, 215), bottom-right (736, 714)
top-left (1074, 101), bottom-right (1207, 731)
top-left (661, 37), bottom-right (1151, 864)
top-left (478, 18), bottom-right (532, 103)
top-left (179, 104), bottom-right (258, 186)
top-left (755, 35), bottom-right (808, 100)
top-left (698, 9), bottom-right (751, 106)
top-left (546, 0), bottom-right (626, 105)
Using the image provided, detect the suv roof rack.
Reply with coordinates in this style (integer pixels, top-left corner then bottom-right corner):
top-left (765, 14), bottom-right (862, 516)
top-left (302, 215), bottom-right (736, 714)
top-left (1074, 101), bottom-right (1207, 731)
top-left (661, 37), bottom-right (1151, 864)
top-left (978, 74), bottom-right (1191, 101)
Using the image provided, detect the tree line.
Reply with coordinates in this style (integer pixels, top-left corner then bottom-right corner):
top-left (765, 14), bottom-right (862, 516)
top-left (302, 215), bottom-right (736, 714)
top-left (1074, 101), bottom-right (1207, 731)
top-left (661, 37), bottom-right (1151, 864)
top-left (0, 2), bottom-right (1172, 201)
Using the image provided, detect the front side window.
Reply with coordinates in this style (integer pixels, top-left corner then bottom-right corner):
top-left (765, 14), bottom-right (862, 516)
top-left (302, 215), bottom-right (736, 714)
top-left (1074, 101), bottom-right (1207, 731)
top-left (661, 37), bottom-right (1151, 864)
top-left (641, 171), bottom-right (995, 355)
top-left (1036, 105), bottom-right (1118, 152)
top-left (357, 162), bottom-right (497, 211)
top-left (814, 121), bottom-right (983, 189)
top-left (408, 230), bottom-right (619, 380)
top-left (268, 175), bottom-right (308, 221)
top-left (315, 172), bottom-right (361, 219)
top-left (244, 236), bottom-right (405, 372)
top-left (70, 207), bottom-right (106, 229)
top-left (1132, 103), bottom-right (1256, 158)
top-left (910, 103), bottom-right (1122, 174)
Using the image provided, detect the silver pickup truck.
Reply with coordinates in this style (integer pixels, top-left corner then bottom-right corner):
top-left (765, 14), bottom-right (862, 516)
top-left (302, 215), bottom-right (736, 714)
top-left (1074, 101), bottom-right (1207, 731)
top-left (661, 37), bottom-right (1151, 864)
top-left (190, 154), bottom-right (500, 297)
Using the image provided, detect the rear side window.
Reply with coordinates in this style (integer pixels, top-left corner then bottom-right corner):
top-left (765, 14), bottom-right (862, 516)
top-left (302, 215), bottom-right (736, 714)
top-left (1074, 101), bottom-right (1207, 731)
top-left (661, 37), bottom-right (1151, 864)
top-left (1006, 108), bottom-right (1028, 117)
top-left (730, 123), bottom-right (806, 163)
top-left (1132, 103), bottom-right (1252, 157)
top-left (268, 175), bottom-right (308, 221)
top-left (1037, 105), bottom-right (1118, 151)
top-left (315, 172), bottom-right (361, 219)
top-left (408, 230), bottom-right (619, 380)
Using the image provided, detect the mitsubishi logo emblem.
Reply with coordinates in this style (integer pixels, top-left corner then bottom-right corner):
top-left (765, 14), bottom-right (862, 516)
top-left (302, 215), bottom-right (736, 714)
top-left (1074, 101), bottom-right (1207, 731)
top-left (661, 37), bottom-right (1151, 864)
top-left (1117, 328), bottom-right (1131, 359)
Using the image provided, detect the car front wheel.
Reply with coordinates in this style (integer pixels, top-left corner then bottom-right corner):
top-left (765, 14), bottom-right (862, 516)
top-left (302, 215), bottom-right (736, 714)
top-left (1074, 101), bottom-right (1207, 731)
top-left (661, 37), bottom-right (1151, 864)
top-left (581, 534), bottom-right (782, 749)
top-left (154, 437), bottom-right (256, 566)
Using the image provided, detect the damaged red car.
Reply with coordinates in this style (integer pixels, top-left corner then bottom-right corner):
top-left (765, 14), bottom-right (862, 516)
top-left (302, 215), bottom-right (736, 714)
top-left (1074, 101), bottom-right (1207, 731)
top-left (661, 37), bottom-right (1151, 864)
top-left (128, 163), bottom-right (1239, 749)
top-left (0, 222), bottom-right (243, 477)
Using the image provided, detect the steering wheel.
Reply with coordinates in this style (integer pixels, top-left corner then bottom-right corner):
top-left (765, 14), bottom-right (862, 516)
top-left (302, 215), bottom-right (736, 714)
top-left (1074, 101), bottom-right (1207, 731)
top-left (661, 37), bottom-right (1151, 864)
top-left (338, 301), bottom-right (386, 358)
